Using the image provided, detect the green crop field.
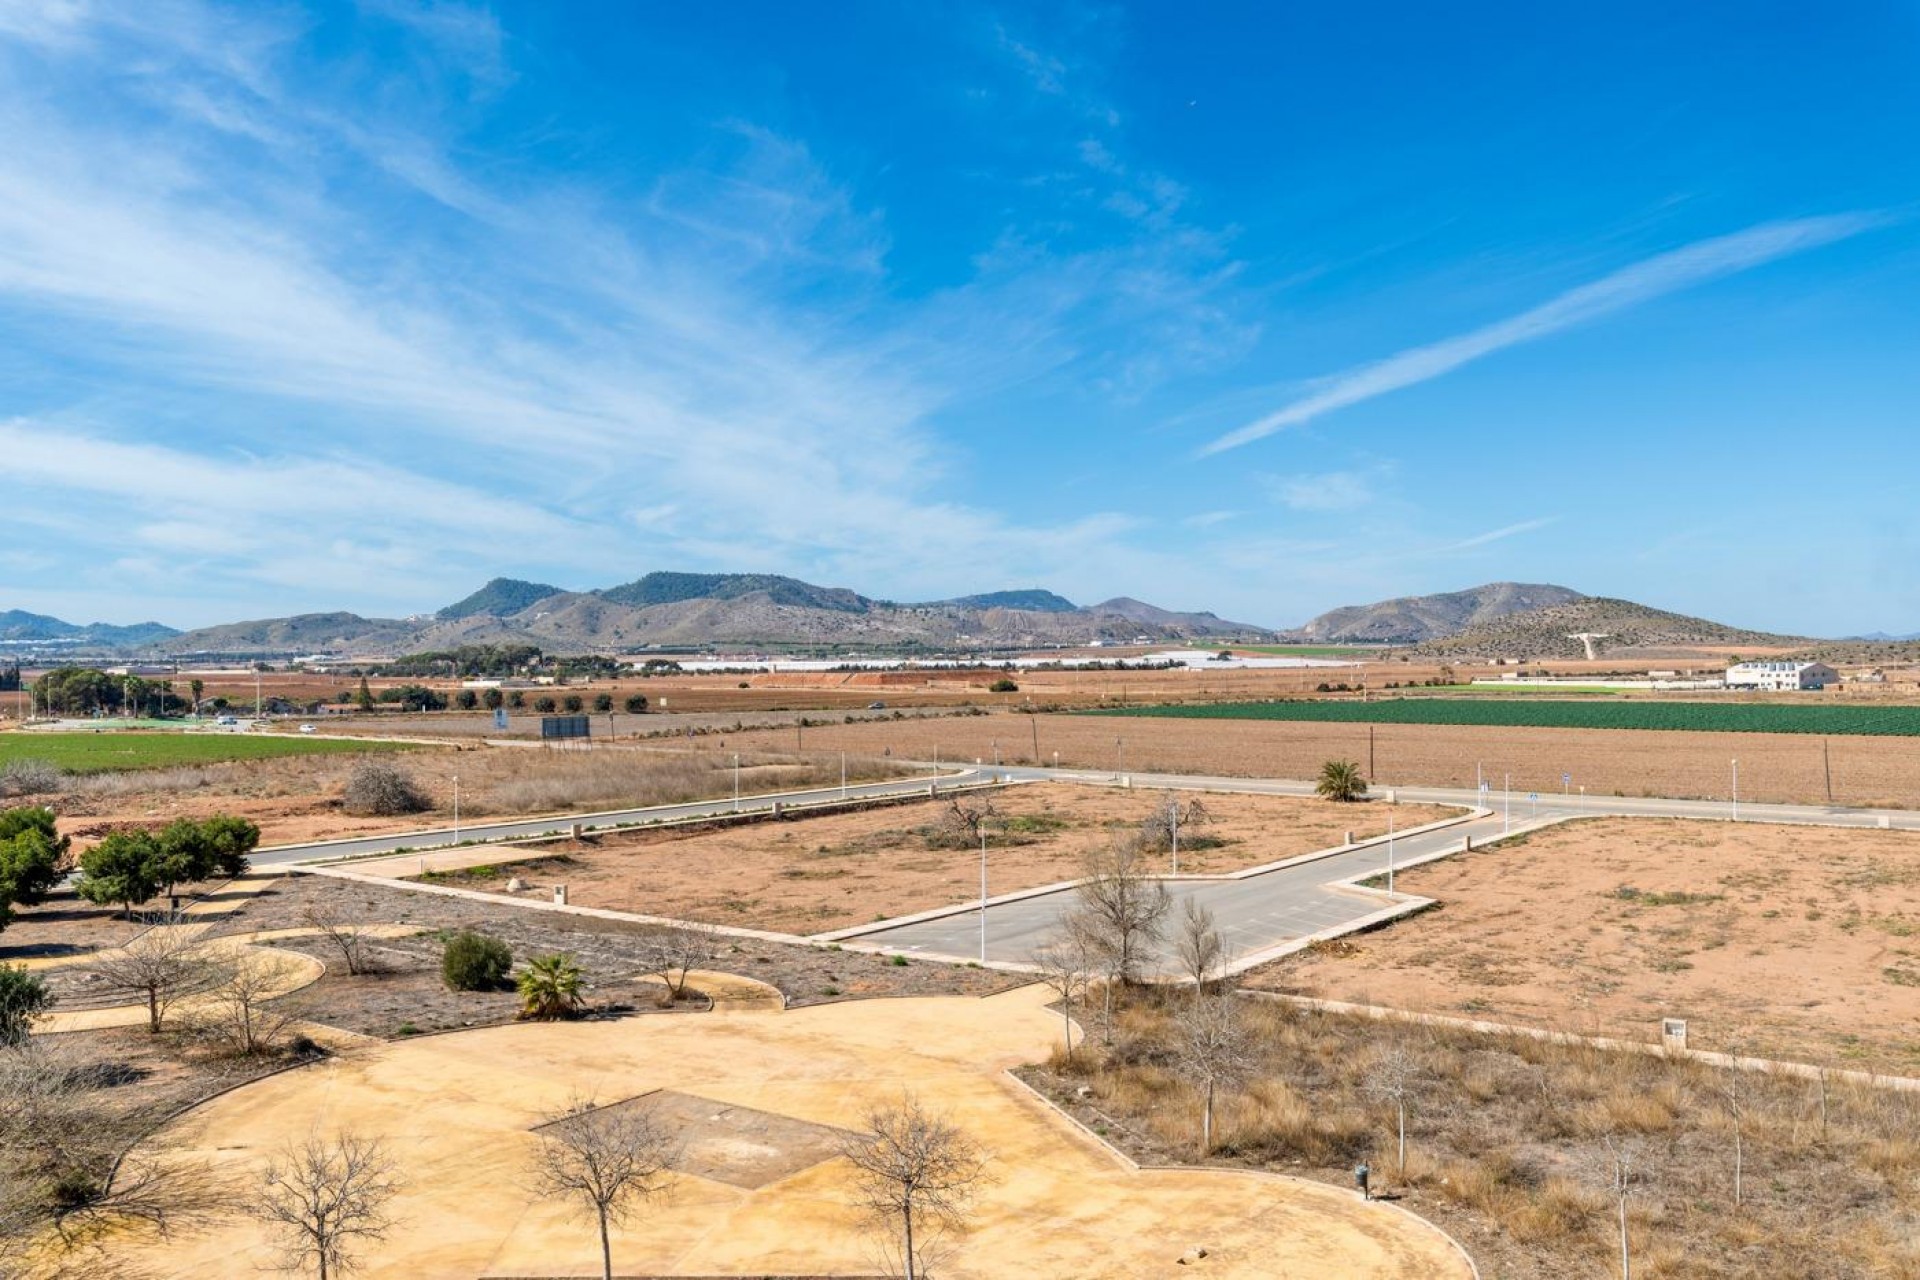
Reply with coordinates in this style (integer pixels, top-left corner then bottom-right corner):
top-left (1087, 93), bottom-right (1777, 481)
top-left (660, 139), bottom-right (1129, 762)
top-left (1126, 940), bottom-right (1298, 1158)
top-left (0, 732), bottom-right (412, 774)
top-left (1087, 699), bottom-right (1920, 737)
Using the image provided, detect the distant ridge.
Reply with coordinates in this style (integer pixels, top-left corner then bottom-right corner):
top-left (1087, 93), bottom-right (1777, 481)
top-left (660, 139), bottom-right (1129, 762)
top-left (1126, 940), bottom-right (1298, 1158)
top-left (0, 608), bottom-right (180, 648)
top-left (1413, 597), bottom-right (1808, 659)
top-left (144, 571), bottom-right (1274, 656)
top-left (437, 578), bottom-right (563, 621)
top-left (1289, 583), bottom-right (1586, 645)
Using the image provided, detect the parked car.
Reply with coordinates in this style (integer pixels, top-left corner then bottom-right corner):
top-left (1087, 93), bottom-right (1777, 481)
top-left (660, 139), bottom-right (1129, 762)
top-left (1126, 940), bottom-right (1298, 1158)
top-left (867, 701), bottom-right (886, 710)
top-left (298, 723), bottom-right (316, 734)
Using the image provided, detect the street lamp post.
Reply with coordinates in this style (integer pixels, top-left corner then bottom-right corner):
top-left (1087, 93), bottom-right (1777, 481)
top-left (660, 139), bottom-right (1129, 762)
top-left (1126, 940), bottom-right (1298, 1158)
top-left (840, 751), bottom-right (847, 799)
top-left (1504, 772), bottom-right (1511, 834)
top-left (452, 775), bottom-right (460, 843)
top-left (733, 753), bottom-right (741, 812)
top-left (1732, 758), bottom-right (1739, 821)
top-left (1387, 810), bottom-right (1396, 894)
top-left (979, 824), bottom-right (989, 964)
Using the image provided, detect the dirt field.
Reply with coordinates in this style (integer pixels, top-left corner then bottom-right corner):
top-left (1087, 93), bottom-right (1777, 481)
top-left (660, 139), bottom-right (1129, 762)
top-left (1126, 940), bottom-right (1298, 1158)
top-left (18, 744), bottom-right (906, 848)
top-left (1252, 817), bottom-right (1920, 1074)
top-left (723, 712), bottom-right (1920, 808)
top-left (381, 784), bottom-right (1455, 935)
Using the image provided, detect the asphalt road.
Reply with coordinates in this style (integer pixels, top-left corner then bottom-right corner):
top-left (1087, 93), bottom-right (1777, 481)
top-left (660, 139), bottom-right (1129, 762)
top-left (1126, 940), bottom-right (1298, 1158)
top-left (847, 765), bottom-right (1920, 970)
top-left (250, 768), bottom-right (992, 868)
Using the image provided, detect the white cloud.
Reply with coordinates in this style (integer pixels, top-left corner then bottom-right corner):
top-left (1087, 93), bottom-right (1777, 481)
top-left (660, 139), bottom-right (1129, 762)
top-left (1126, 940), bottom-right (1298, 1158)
top-left (1432, 517), bottom-right (1557, 554)
top-left (1201, 213), bottom-right (1891, 456)
top-left (1262, 469), bottom-right (1378, 512)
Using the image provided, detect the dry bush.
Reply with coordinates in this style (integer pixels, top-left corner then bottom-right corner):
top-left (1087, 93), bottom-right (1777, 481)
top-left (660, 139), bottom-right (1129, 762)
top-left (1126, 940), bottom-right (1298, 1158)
top-left (471, 749), bottom-right (904, 816)
top-left (0, 758), bottom-right (65, 797)
top-left (341, 759), bottom-right (430, 816)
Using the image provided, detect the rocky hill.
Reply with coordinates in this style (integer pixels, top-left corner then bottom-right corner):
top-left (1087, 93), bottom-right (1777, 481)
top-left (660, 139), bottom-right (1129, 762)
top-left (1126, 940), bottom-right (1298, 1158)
top-left (151, 572), bottom-right (1275, 656)
top-left (1409, 598), bottom-right (1808, 660)
top-left (1288, 583), bottom-right (1586, 645)
top-left (0, 609), bottom-right (180, 649)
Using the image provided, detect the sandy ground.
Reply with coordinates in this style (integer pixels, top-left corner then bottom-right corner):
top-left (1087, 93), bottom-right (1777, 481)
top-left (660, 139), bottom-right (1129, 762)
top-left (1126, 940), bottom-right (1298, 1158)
top-left (360, 784), bottom-right (1453, 935)
top-left (96, 985), bottom-right (1473, 1280)
top-left (723, 713), bottom-right (1920, 808)
top-left (1253, 817), bottom-right (1920, 1073)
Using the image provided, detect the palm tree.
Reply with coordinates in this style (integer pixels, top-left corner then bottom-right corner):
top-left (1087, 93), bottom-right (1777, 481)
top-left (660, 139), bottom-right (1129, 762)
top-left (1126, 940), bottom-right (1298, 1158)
top-left (518, 953), bottom-right (586, 1021)
top-left (1316, 759), bottom-right (1368, 802)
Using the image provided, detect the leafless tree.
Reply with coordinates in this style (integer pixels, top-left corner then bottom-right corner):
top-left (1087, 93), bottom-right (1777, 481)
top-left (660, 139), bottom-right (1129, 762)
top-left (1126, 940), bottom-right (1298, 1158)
top-left (1067, 838), bottom-right (1170, 992)
top-left (1138, 794), bottom-right (1212, 860)
top-left (301, 900), bottom-right (380, 977)
top-left (1721, 1052), bottom-right (1748, 1208)
top-left (838, 1094), bottom-right (989, 1280)
top-left (196, 950), bottom-right (301, 1055)
top-left (0, 1041), bottom-right (229, 1264)
top-left (84, 915), bottom-right (217, 1034)
top-left (1173, 898), bottom-right (1228, 995)
top-left (252, 1133), bottom-right (402, 1280)
top-left (1594, 1134), bottom-right (1647, 1280)
top-left (1363, 1046), bottom-right (1423, 1180)
top-left (1030, 931), bottom-right (1095, 1057)
top-left (529, 1095), bottom-right (678, 1280)
top-left (1172, 995), bottom-right (1254, 1153)
top-left (633, 922), bottom-right (719, 1002)
top-left (925, 796), bottom-right (998, 850)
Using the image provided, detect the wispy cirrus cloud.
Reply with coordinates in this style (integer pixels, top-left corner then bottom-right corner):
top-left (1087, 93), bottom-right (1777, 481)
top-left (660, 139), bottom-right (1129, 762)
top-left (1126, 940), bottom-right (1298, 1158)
top-left (1200, 213), bottom-right (1891, 456)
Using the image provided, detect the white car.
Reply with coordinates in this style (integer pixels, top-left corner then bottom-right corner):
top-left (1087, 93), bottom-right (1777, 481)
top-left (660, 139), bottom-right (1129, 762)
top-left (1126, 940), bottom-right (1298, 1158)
top-left (298, 724), bottom-right (316, 734)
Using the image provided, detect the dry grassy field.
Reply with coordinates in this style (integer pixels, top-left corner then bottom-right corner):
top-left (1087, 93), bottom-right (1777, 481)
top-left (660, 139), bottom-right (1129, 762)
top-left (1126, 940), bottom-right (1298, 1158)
top-left (1253, 817), bottom-right (1920, 1074)
top-left (13, 744), bottom-right (905, 847)
top-left (1032, 991), bottom-right (1920, 1279)
top-left (383, 783), bottom-right (1454, 935)
top-left (723, 712), bottom-right (1920, 808)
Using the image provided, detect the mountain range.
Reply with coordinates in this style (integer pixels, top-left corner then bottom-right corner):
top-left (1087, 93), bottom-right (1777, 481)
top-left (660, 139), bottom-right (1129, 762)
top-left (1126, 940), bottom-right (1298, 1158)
top-left (0, 574), bottom-right (1875, 661)
top-left (138, 573), bottom-right (1272, 656)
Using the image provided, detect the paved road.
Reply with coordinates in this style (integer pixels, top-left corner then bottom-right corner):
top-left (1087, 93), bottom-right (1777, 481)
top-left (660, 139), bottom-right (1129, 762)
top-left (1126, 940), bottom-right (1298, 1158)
top-left (848, 765), bottom-right (1920, 970)
top-left (251, 769), bottom-right (991, 868)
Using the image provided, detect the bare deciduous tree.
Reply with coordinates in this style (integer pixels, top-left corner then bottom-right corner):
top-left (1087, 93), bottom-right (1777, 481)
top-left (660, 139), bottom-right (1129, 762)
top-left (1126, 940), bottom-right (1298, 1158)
top-left (839, 1094), bottom-right (989, 1280)
top-left (1594, 1134), bottom-right (1647, 1280)
top-left (1172, 995), bottom-right (1254, 1153)
top-left (1138, 793), bottom-right (1212, 862)
top-left (1363, 1046), bottom-right (1423, 1180)
top-left (84, 915), bottom-right (216, 1034)
top-left (633, 922), bottom-right (719, 1003)
top-left (1030, 931), bottom-right (1094, 1057)
top-left (197, 950), bottom-right (301, 1055)
top-left (925, 797), bottom-right (998, 850)
top-left (301, 900), bottom-right (380, 977)
top-left (1066, 838), bottom-right (1170, 992)
top-left (0, 1041), bottom-right (229, 1263)
top-left (253, 1133), bottom-right (402, 1280)
top-left (1173, 898), bottom-right (1228, 995)
top-left (530, 1096), bottom-right (678, 1280)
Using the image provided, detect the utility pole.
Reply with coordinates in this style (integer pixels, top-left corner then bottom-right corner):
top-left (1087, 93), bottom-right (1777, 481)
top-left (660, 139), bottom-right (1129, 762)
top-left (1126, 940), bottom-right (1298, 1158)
top-left (840, 751), bottom-right (847, 799)
top-left (1732, 758), bottom-right (1739, 822)
top-left (1823, 738), bottom-right (1833, 804)
top-left (1170, 795), bottom-right (1180, 876)
top-left (1387, 810), bottom-right (1396, 893)
top-left (255, 669), bottom-right (263, 719)
top-left (452, 775), bottom-right (460, 843)
top-left (733, 753), bottom-right (741, 812)
top-left (1030, 713), bottom-right (1039, 764)
top-left (1504, 772), bottom-right (1511, 834)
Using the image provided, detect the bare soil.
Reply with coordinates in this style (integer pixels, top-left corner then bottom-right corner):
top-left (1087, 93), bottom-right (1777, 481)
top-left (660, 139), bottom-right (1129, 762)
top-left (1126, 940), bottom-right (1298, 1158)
top-left (21, 745), bottom-right (906, 849)
top-left (380, 784), bottom-right (1454, 935)
top-left (725, 712), bottom-right (1920, 808)
top-left (1251, 817), bottom-right (1920, 1074)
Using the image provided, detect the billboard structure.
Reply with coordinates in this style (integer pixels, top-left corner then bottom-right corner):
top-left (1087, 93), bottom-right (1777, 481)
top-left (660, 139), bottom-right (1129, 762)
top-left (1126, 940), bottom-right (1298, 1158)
top-left (540, 715), bottom-right (591, 741)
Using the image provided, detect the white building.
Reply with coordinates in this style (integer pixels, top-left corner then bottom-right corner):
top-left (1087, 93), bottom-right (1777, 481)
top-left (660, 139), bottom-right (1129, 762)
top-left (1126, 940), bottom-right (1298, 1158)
top-left (1725, 660), bottom-right (1838, 691)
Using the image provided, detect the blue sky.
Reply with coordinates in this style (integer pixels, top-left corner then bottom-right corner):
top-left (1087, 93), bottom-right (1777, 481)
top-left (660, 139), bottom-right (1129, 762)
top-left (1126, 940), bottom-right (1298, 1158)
top-left (1, 2), bottom-right (1915, 634)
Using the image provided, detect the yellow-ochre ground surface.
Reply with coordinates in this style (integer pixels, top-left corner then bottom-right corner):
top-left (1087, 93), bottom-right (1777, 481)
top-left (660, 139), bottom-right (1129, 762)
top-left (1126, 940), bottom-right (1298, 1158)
top-left (101, 984), bottom-right (1475, 1279)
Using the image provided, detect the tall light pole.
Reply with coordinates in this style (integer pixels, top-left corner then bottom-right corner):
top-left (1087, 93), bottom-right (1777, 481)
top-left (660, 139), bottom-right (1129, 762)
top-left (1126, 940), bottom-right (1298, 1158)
top-left (979, 822), bottom-right (989, 964)
top-left (1387, 809), bottom-right (1397, 894)
top-left (1504, 772), bottom-right (1511, 834)
top-left (1731, 758), bottom-right (1739, 821)
top-left (452, 775), bottom-right (460, 843)
top-left (733, 752), bottom-right (741, 812)
top-left (1170, 795), bottom-right (1180, 877)
top-left (1114, 737), bottom-right (1124, 781)
top-left (840, 750), bottom-right (847, 799)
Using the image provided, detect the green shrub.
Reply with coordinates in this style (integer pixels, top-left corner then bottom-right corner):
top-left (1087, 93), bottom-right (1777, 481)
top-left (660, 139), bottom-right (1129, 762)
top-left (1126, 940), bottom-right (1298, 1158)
top-left (989, 678), bottom-right (1019, 693)
top-left (442, 930), bottom-right (513, 991)
top-left (0, 964), bottom-right (52, 1044)
top-left (623, 694), bottom-right (649, 714)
